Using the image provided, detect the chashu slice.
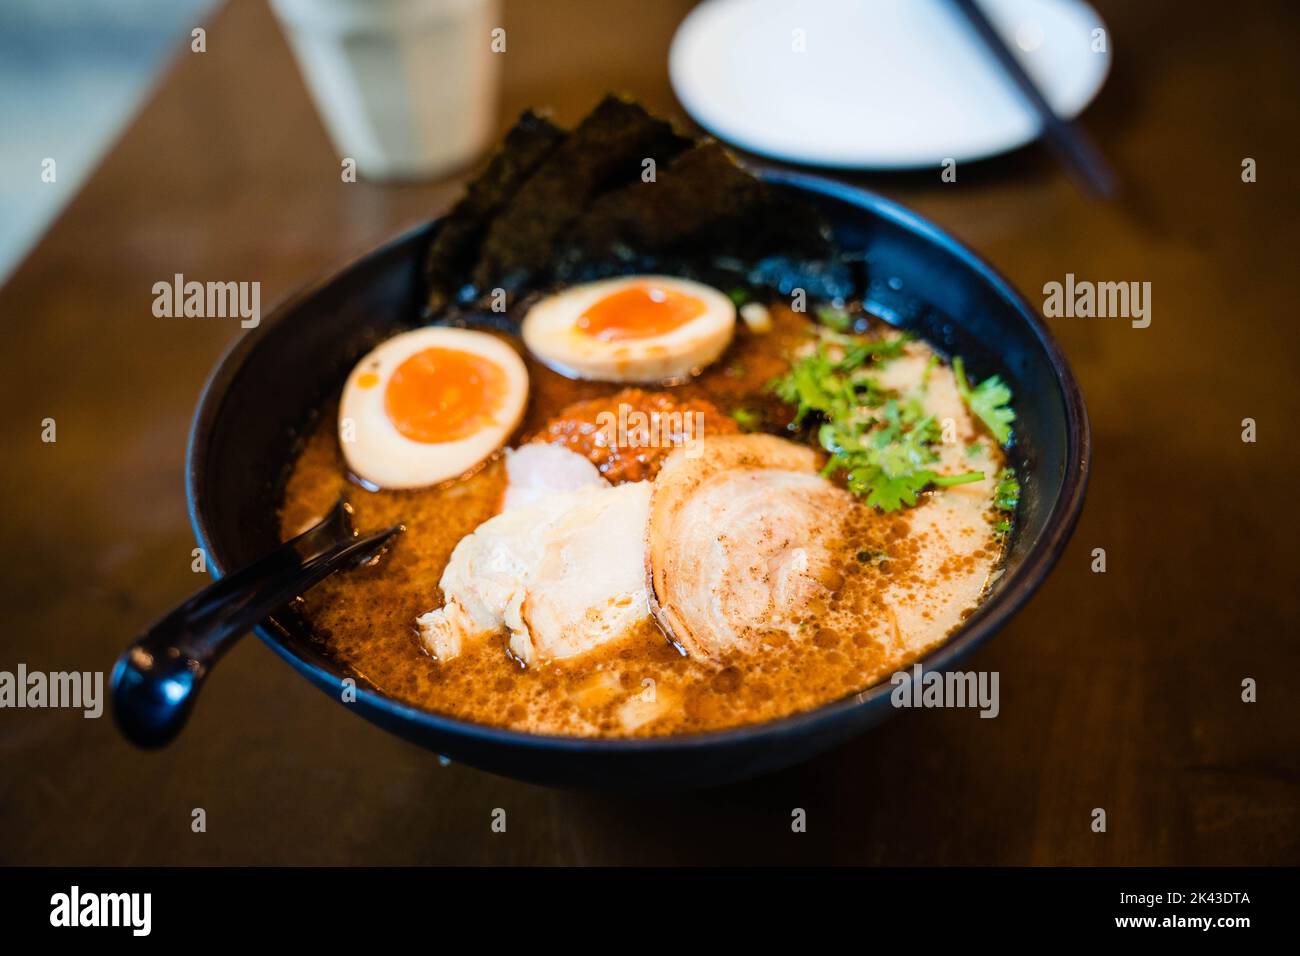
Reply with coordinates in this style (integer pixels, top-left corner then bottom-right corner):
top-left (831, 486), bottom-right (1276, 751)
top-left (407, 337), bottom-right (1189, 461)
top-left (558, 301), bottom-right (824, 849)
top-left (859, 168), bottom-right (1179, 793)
top-left (418, 480), bottom-right (652, 666)
top-left (646, 434), bottom-right (855, 660)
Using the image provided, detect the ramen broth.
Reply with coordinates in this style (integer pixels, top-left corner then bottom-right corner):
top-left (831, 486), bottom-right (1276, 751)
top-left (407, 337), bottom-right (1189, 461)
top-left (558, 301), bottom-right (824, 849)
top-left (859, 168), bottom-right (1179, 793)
top-left (279, 305), bottom-right (1008, 737)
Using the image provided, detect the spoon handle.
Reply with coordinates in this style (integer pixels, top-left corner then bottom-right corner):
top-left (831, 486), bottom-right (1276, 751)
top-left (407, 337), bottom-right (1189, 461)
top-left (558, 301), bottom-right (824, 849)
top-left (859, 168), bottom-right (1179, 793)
top-left (111, 500), bottom-right (400, 747)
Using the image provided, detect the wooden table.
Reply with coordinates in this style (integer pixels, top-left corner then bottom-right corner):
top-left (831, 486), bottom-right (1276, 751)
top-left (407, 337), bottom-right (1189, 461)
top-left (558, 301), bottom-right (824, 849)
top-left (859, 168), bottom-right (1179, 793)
top-left (1, 0), bottom-right (1296, 865)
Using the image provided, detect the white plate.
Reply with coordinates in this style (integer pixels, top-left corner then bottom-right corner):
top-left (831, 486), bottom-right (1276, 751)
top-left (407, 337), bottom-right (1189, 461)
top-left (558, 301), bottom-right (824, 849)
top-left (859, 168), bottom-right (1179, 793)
top-left (669, 0), bottom-right (1111, 169)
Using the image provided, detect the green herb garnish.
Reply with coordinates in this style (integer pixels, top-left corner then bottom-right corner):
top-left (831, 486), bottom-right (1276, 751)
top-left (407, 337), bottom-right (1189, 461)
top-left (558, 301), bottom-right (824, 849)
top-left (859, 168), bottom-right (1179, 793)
top-left (953, 356), bottom-right (1016, 445)
top-left (771, 342), bottom-right (879, 426)
top-left (730, 407), bottom-right (762, 432)
top-left (839, 335), bottom-right (910, 366)
top-left (992, 468), bottom-right (1020, 541)
top-left (770, 334), bottom-right (985, 512)
top-left (921, 354), bottom-right (938, 390)
top-left (994, 467), bottom-right (1020, 511)
top-left (815, 305), bottom-right (852, 331)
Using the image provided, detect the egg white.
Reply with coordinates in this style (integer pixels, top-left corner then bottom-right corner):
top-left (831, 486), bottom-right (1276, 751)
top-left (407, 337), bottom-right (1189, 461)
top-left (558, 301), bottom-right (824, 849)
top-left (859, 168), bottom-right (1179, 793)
top-left (520, 275), bottom-right (736, 383)
top-left (338, 326), bottom-right (528, 490)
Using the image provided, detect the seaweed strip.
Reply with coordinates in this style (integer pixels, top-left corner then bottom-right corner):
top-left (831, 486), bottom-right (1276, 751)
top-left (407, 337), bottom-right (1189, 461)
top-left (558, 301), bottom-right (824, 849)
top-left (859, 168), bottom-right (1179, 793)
top-left (423, 96), bottom-right (846, 317)
top-left (566, 140), bottom-right (829, 262)
top-left (469, 95), bottom-right (693, 297)
top-left (424, 110), bottom-right (566, 313)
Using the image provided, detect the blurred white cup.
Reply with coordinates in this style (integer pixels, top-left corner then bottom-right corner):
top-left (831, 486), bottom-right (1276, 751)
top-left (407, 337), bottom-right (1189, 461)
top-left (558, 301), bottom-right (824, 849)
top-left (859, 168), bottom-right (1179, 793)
top-left (270, 0), bottom-right (501, 180)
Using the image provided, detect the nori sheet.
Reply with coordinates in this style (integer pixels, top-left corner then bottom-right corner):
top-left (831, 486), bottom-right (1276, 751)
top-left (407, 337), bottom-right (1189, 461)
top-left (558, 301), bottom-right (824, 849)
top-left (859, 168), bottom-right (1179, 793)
top-left (423, 110), bottom-right (566, 314)
top-left (469, 95), bottom-right (693, 295)
top-left (566, 140), bottom-right (829, 263)
top-left (423, 96), bottom-right (835, 316)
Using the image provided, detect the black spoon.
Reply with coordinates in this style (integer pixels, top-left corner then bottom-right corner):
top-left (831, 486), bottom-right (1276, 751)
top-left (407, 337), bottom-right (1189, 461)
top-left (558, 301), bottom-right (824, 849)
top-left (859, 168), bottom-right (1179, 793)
top-left (111, 500), bottom-right (402, 748)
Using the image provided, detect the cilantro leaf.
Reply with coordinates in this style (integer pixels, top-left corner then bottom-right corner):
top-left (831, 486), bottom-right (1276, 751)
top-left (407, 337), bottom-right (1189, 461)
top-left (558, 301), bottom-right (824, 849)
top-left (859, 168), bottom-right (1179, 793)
top-left (730, 407), bottom-right (762, 432)
top-left (953, 356), bottom-right (1016, 445)
top-left (994, 467), bottom-right (1020, 512)
top-left (921, 354), bottom-right (938, 390)
top-left (771, 339), bottom-right (984, 512)
top-left (815, 305), bottom-right (852, 331)
top-left (991, 468), bottom-right (1020, 541)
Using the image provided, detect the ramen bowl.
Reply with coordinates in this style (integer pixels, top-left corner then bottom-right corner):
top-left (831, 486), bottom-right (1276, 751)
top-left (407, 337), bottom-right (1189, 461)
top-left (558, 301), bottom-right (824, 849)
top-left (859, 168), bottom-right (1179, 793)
top-left (186, 172), bottom-right (1089, 788)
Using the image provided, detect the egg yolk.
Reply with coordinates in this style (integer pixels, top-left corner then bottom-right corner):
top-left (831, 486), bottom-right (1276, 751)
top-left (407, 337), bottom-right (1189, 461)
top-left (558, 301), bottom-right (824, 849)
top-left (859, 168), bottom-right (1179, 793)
top-left (575, 285), bottom-right (706, 341)
top-left (383, 347), bottom-right (509, 444)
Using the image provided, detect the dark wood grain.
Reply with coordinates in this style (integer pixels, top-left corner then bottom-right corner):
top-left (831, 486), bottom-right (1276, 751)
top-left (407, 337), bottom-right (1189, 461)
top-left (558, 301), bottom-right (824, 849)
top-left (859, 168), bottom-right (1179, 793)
top-left (0, 0), bottom-right (1296, 865)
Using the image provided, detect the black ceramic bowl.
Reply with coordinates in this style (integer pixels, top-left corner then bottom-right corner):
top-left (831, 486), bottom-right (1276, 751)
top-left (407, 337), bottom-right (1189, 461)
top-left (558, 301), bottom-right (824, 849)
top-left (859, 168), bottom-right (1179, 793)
top-left (187, 172), bottom-right (1089, 789)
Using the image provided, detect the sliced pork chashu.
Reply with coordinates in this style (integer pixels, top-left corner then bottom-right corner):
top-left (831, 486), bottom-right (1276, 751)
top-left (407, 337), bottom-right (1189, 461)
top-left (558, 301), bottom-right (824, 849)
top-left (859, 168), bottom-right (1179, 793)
top-left (646, 434), bottom-right (856, 660)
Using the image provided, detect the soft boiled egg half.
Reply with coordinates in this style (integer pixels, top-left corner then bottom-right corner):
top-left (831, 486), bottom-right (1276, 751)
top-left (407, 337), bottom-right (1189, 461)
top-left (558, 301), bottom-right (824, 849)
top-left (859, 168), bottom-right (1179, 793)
top-left (339, 327), bottom-right (528, 490)
top-left (521, 275), bottom-right (735, 383)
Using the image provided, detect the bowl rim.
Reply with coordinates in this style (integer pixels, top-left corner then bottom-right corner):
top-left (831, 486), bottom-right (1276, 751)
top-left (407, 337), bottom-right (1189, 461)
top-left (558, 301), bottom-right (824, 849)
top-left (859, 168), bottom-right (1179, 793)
top-left (186, 171), bottom-right (1091, 754)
